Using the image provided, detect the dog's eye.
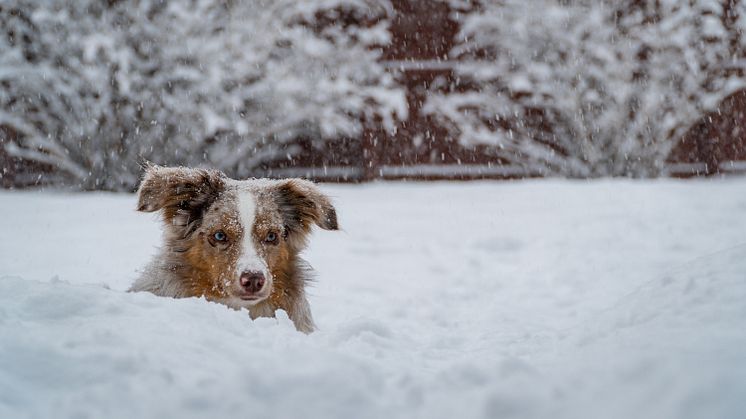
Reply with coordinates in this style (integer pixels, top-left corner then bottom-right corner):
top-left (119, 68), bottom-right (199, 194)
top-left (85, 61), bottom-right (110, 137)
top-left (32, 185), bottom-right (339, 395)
top-left (213, 231), bottom-right (227, 242)
top-left (265, 231), bottom-right (278, 244)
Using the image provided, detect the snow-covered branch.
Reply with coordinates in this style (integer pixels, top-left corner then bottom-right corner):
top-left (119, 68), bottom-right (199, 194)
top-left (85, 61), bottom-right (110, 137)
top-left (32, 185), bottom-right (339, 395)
top-left (0, 0), bottom-right (406, 189)
top-left (425, 0), bottom-right (746, 177)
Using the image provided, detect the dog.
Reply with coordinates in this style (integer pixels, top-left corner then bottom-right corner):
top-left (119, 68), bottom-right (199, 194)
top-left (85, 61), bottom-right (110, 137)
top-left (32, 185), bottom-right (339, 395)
top-left (129, 165), bottom-right (338, 333)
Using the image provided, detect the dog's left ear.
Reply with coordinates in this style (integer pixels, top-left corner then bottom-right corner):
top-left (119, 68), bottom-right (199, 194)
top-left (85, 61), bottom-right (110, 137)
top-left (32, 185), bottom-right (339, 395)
top-left (275, 179), bottom-right (338, 236)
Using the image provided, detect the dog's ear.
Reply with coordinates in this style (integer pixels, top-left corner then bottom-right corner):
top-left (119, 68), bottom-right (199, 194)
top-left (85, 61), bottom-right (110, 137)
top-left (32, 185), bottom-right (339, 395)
top-left (137, 165), bottom-right (226, 231)
top-left (275, 179), bottom-right (338, 238)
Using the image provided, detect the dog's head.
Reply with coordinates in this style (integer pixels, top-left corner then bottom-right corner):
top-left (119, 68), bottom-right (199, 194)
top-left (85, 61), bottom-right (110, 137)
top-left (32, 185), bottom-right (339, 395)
top-left (136, 165), bottom-right (338, 306)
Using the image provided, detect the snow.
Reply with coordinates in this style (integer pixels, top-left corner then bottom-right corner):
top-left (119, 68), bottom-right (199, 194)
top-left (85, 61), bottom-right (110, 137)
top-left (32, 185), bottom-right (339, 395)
top-left (1, 0), bottom-right (405, 189)
top-left (428, 1), bottom-right (746, 177)
top-left (1, 179), bottom-right (746, 419)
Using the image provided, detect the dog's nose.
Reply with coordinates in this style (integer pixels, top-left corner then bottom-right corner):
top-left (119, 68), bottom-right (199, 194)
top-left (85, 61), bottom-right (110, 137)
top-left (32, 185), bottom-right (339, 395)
top-left (239, 271), bottom-right (266, 293)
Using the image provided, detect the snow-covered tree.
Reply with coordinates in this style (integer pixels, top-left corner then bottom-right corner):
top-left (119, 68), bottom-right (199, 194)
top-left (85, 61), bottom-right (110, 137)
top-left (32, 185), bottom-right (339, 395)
top-left (0, 0), bottom-right (406, 189)
top-left (425, 0), bottom-right (746, 177)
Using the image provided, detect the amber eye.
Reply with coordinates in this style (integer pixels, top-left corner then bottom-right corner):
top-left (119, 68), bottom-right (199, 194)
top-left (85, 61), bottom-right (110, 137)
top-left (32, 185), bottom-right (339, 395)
top-left (265, 231), bottom-right (278, 244)
top-left (213, 231), bottom-right (227, 242)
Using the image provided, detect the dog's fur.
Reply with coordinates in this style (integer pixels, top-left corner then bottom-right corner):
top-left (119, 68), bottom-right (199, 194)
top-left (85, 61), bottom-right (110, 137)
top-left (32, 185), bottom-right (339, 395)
top-left (129, 165), bottom-right (338, 333)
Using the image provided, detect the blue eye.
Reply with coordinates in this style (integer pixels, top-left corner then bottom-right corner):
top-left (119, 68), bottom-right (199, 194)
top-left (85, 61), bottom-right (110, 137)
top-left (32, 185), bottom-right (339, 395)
top-left (265, 231), bottom-right (277, 243)
top-left (213, 231), bottom-right (227, 242)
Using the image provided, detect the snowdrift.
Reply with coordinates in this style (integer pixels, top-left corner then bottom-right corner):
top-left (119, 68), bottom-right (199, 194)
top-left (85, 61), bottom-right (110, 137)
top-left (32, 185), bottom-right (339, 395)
top-left (1, 181), bottom-right (745, 419)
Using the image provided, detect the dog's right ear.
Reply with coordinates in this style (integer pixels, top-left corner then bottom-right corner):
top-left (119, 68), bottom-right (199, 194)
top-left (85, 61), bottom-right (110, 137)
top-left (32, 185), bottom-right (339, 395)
top-left (137, 165), bottom-right (226, 229)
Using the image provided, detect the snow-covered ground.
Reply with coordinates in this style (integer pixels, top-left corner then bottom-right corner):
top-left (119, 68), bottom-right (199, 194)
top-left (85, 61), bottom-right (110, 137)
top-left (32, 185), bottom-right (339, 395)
top-left (1, 179), bottom-right (745, 419)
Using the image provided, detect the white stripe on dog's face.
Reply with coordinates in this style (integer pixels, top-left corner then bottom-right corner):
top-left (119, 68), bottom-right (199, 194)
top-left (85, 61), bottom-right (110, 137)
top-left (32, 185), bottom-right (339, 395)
top-left (236, 190), bottom-right (269, 277)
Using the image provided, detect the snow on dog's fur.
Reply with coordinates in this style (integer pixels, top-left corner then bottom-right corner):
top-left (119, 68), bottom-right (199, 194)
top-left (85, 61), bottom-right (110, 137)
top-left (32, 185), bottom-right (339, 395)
top-left (129, 165), bottom-right (338, 333)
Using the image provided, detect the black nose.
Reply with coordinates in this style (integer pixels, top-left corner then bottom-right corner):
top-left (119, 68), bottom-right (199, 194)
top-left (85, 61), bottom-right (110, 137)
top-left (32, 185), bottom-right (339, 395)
top-left (239, 271), bottom-right (266, 293)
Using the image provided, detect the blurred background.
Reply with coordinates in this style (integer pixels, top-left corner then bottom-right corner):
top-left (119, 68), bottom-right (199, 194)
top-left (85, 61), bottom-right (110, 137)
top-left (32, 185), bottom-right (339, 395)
top-left (1, 0), bottom-right (745, 190)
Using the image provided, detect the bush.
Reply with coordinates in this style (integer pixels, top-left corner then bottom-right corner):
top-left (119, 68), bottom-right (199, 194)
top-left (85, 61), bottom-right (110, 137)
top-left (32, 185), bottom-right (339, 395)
top-left (0, 0), bottom-right (406, 189)
top-left (424, 0), bottom-right (746, 177)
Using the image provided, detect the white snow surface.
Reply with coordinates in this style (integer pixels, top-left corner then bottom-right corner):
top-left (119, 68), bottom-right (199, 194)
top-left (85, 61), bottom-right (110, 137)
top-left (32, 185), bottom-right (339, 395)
top-left (1, 179), bottom-right (745, 419)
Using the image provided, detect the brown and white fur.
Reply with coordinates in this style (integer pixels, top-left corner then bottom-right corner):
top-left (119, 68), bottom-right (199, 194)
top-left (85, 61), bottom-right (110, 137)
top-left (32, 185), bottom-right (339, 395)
top-left (129, 165), bottom-right (338, 333)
